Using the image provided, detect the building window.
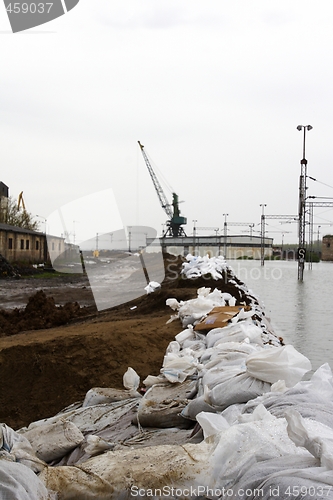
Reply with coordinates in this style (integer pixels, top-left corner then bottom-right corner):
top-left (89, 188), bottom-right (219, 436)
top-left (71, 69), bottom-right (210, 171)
top-left (8, 238), bottom-right (13, 250)
top-left (52, 242), bottom-right (55, 251)
top-left (327, 242), bottom-right (331, 248)
top-left (36, 240), bottom-right (39, 250)
top-left (20, 239), bottom-right (24, 250)
top-left (26, 240), bottom-right (30, 250)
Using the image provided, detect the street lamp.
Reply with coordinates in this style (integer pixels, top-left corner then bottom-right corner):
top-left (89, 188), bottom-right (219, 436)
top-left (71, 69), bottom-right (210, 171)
top-left (223, 213), bottom-right (228, 258)
top-left (192, 220), bottom-right (197, 255)
top-left (260, 204), bottom-right (267, 266)
top-left (317, 225), bottom-right (321, 255)
top-left (297, 124), bottom-right (313, 280)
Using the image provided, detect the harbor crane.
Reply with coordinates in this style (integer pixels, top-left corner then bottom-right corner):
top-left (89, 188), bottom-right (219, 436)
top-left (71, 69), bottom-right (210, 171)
top-left (17, 191), bottom-right (26, 211)
top-left (138, 141), bottom-right (187, 237)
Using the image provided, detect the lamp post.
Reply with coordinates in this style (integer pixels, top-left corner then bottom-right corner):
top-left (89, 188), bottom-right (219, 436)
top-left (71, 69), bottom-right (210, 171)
top-left (260, 204), bottom-right (267, 266)
top-left (317, 225), bottom-right (321, 256)
top-left (192, 220), bottom-right (197, 255)
top-left (223, 213), bottom-right (228, 259)
top-left (297, 124), bottom-right (313, 280)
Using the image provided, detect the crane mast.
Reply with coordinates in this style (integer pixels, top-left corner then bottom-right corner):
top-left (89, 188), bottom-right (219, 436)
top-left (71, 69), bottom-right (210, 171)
top-left (138, 141), bottom-right (187, 237)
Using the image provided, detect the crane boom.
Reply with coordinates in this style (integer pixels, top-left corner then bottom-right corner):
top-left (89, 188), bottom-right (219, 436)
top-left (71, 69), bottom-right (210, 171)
top-left (138, 141), bottom-right (187, 237)
top-left (138, 141), bottom-right (173, 219)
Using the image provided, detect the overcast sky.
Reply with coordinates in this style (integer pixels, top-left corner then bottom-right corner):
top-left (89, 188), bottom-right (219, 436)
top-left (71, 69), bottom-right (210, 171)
top-left (1, 1), bottom-right (333, 245)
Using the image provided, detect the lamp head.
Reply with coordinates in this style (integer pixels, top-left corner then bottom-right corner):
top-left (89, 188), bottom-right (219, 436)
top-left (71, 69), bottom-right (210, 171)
top-left (297, 125), bottom-right (303, 131)
top-left (307, 125), bottom-right (313, 131)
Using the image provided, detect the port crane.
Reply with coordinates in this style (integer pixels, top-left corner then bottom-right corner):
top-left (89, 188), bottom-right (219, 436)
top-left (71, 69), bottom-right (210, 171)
top-left (138, 141), bottom-right (187, 237)
top-left (17, 191), bottom-right (26, 211)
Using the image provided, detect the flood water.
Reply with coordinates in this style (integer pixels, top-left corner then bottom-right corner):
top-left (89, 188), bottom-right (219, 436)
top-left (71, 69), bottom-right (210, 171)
top-left (230, 259), bottom-right (333, 373)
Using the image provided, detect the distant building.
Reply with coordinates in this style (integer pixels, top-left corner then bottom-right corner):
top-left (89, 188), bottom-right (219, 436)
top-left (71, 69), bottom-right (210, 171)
top-left (146, 234), bottom-right (273, 259)
top-left (0, 223), bottom-right (47, 263)
top-left (0, 223), bottom-right (66, 265)
top-left (322, 235), bottom-right (333, 262)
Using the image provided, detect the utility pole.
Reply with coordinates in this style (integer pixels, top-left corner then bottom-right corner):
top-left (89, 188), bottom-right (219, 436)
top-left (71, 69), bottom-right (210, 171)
top-left (297, 125), bottom-right (312, 280)
top-left (260, 204), bottom-right (266, 266)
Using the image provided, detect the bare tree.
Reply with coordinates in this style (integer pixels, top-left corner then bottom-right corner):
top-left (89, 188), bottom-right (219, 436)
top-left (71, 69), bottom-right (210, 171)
top-left (2, 196), bottom-right (39, 231)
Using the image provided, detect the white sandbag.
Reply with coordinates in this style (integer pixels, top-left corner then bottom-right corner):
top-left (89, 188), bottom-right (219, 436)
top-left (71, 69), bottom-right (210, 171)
top-left (136, 380), bottom-right (195, 428)
top-left (225, 455), bottom-right (333, 500)
top-left (243, 384), bottom-right (333, 430)
top-left (181, 396), bottom-right (217, 421)
top-left (205, 321), bottom-right (263, 348)
top-left (82, 435), bottom-right (115, 457)
top-left (1, 424), bottom-right (46, 473)
top-left (205, 369), bottom-right (271, 410)
top-left (143, 374), bottom-right (168, 387)
top-left (208, 417), bottom-right (310, 491)
top-left (24, 399), bottom-right (139, 435)
top-left (181, 254), bottom-right (227, 280)
top-left (196, 411), bottom-right (230, 439)
top-left (286, 409), bottom-right (333, 469)
top-left (82, 386), bottom-right (141, 407)
top-left (246, 344), bottom-right (312, 387)
top-left (39, 440), bottom-right (211, 500)
top-left (123, 366), bottom-right (140, 391)
top-left (161, 351), bottom-right (202, 383)
top-left (0, 459), bottom-right (53, 500)
top-left (21, 420), bottom-right (84, 462)
top-left (175, 327), bottom-right (195, 345)
top-left (144, 281), bottom-right (161, 294)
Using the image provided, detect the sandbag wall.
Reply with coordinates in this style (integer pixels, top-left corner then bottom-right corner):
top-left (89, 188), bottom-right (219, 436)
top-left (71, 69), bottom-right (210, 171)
top-left (1, 254), bottom-right (333, 500)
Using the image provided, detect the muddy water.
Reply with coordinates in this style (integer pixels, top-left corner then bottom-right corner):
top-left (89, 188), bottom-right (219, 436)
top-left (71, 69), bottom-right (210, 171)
top-left (231, 259), bottom-right (333, 372)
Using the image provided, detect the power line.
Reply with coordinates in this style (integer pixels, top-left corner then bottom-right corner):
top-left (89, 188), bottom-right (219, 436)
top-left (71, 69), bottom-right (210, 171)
top-left (308, 176), bottom-right (333, 190)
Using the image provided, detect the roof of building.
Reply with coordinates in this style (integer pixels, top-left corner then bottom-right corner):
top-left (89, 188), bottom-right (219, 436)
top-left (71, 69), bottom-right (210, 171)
top-left (0, 222), bottom-right (44, 236)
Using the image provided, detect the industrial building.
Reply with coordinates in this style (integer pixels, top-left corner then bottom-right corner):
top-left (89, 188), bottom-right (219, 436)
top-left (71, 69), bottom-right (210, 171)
top-left (0, 223), bottom-right (66, 265)
top-left (147, 234), bottom-right (273, 259)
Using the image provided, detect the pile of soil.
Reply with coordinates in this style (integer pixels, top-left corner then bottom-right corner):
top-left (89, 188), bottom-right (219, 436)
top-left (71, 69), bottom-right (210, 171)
top-left (0, 253), bottom-right (255, 429)
top-left (0, 254), bottom-right (20, 278)
top-left (0, 290), bottom-right (95, 336)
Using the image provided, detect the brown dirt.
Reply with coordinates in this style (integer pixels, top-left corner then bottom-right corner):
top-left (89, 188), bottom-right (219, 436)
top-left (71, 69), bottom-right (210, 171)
top-left (0, 254), bottom-right (252, 430)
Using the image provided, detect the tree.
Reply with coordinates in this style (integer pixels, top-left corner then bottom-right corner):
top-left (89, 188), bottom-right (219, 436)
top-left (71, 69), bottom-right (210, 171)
top-left (1, 196), bottom-right (39, 231)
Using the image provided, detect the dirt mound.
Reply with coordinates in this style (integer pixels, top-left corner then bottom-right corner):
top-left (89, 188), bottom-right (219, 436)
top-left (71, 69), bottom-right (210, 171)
top-left (0, 254), bottom-right (20, 278)
top-left (0, 290), bottom-right (95, 336)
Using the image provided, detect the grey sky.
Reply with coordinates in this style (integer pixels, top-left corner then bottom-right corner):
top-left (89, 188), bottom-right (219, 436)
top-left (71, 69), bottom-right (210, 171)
top-left (1, 1), bottom-right (333, 245)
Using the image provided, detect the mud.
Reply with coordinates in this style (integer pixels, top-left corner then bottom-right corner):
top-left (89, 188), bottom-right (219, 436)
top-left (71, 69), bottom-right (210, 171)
top-left (0, 253), bottom-right (252, 430)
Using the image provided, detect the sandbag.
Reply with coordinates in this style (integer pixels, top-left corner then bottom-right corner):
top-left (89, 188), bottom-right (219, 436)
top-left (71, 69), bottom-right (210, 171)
top-left (20, 419), bottom-right (84, 462)
top-left (0, 460), bottom-right (52, 500)
top-left (208, 417), bottom-right (310, 491)
top-left (205, 370), bottom-right (271, 411)
top-left (181, 396), bottom-right (217, 421)
top-left (242, 365), bottom-right (333, 429)
top-left (286, 409), bottom-right (333, 469)
top-left (40, 441), bottom-right (211, 499)
top-left (225, 455), bottom-right (333, 500)
top-left (82, 387), bottom-right (141, 407)
top-left (246, 344), bottom-right (312, 387)
top-left (1, 424), bottom-right (46, 473)
top-left (135, 380), bottom-right (195, 428)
